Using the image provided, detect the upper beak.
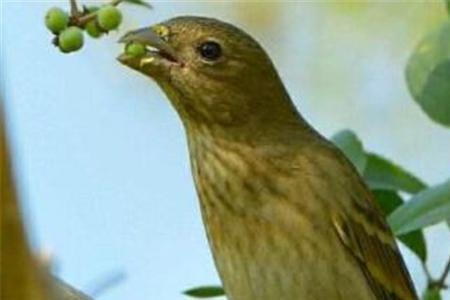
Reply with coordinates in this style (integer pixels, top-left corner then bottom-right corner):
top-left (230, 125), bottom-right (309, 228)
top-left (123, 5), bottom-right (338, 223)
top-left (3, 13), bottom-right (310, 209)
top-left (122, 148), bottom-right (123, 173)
top-left (117, 27), bottom-right (179, 63)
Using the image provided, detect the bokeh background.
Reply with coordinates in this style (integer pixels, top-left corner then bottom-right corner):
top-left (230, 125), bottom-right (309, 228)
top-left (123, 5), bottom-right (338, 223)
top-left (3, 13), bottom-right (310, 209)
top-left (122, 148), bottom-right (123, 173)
top-left (1, 1), bottom-right (450, 299)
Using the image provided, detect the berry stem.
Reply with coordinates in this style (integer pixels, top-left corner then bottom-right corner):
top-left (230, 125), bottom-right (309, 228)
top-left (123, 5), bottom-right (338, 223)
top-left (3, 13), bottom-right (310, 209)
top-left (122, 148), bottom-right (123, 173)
top-left (68, 0), bottom-right (124, 27)
top-left (69, 0), bottom-right (80, 16)
top-left (75, 11), bottom-right (97, 26)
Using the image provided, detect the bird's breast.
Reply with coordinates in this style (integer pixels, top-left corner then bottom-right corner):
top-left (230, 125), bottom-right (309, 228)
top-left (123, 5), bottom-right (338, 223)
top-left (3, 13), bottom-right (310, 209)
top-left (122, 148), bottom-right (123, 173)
top-left (187, 137), bottom-right (375, 300)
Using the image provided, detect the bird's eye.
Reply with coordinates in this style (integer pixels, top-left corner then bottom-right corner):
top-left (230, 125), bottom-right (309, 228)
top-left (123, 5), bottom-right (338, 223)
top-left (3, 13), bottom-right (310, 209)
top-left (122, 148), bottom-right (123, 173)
top-left (198, 41), bottom-right (222, 61)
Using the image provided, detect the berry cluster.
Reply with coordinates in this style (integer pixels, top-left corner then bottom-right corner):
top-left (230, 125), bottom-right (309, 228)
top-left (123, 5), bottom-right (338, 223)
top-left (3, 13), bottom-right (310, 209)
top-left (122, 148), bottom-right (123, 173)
top-left (45, 4), bottom-right (122, 53)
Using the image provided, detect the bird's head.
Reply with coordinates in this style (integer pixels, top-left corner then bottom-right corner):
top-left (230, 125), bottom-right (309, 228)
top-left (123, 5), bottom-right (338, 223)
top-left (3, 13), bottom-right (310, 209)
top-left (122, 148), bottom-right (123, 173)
top-left (118, 16), bottom-right (301, 137)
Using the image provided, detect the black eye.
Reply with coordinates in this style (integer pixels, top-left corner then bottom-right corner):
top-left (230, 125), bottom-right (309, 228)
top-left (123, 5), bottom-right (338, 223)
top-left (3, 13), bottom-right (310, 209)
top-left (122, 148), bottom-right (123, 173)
top-left (198, 41), bottom-right (222, 61)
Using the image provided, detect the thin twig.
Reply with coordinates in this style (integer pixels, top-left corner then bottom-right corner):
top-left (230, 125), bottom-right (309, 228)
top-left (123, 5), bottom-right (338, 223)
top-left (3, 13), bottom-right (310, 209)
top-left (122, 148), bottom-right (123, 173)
top-left (75, 12), bottom-right (97, 26)
top-left (86, 270), bottom-right (126, 297)
top-left (69, 0), bottom-right (125, 27)
top-left (422, 262), bottom-right (433, 283)
top-left (69, 0), bottom-right (80, 16)
top-left (437, 254), bottom-right (450, 288)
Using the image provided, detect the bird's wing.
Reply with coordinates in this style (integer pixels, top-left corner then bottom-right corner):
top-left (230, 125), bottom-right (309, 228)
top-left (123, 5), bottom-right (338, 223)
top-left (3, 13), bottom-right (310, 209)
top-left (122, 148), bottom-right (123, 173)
top-left (332, 190), bottom-right (418, 300)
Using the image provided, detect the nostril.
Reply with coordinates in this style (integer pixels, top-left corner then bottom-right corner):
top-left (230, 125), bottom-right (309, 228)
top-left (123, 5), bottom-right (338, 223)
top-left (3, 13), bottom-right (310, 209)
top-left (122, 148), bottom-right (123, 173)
top-left (152, 25), bottom-right (170, 41)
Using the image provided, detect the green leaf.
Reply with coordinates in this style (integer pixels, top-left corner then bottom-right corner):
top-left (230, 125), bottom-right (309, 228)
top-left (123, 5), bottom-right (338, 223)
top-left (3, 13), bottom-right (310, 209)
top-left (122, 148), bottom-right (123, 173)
top-left (372, 190), bottom-right (427, 261)
top-left (422, 287), bottom-right (442, 300)
top-left (183, 286), bottom-right (225, 298)
top-left (405, 20), bottom-right (450, 127)
top-left (398, 230), bottom-right (427, 262)
top-left (363, 153), bottom-right (427, 194)
top-left (388, 180), bottom-right (450, 235)
top-left (123, 0), bottom-right (152, 9)
top-left (330, 130), bottom-right (366, 174)
top-left (446, 0), bottom-right (450, 15)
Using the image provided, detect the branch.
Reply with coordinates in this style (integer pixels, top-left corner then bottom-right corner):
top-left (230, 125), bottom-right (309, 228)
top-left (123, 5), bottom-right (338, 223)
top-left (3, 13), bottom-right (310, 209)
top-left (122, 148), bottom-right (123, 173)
top-left (1, 101), bottom-right (52, 300)
top-left (437, 254), bottom-right (450, 289)
top-left (422, 262), bottom-right (433, 283)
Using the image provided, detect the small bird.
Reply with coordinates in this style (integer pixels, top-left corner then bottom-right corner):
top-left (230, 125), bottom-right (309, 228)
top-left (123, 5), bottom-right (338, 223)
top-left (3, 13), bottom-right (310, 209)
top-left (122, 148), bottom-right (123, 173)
top-left (118, 16), bottom-right (419, 300)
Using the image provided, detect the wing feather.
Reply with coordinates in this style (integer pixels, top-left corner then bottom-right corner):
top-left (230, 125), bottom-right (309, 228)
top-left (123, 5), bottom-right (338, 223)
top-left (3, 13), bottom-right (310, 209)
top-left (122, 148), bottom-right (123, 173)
top-left (332, 196), bottom-right (418, 300)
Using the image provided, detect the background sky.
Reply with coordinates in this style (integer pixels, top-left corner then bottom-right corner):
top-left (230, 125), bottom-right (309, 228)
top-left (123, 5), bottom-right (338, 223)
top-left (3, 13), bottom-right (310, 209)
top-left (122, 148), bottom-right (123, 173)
top-left (1, 1), bottom-right (450, 300)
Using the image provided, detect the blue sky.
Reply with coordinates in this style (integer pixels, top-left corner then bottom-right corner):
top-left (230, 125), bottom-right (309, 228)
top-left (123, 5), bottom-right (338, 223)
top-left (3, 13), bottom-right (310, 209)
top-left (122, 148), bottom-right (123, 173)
top-left (1, 2), bottom-right (449, 300)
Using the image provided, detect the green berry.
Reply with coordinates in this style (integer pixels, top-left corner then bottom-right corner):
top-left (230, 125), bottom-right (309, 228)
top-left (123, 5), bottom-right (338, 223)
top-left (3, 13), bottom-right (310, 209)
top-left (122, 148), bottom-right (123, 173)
top-left (97, 6), bottom-right (122, 31)
top-left (125, 42), bottom-right (146, 57)
top-left (58, 27), bottom-right (84, 53)
top-left (45, 7), bottom-right (69, 34)
top-left (85, 20), bottom-right (103, 38)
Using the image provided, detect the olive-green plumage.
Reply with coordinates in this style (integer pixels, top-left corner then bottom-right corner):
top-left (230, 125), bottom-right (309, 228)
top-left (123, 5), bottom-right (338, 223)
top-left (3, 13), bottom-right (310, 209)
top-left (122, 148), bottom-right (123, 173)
top-left (118, 16), bottom-right (418, 300)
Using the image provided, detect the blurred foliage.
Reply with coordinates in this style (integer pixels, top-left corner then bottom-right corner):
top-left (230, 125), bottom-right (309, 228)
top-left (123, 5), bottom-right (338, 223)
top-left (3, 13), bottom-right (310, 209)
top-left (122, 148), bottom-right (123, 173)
top-left (226, 0), bottom-right (441, 46)
top-left (230, 2), bottom-right (283, 32)
top-left (363, 153), bottom-right (427, 194)
top-left (389, 180), bottom-right (450, 235)
top-left (330, 129), bottom-right (366, 174)
top-left (406, 21), bottom-right (450, 127)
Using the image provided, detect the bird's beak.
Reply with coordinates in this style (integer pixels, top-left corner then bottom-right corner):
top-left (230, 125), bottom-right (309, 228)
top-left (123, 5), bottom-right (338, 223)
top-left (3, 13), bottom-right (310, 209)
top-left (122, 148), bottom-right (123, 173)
top-left (117, 26), bottom-right (180, 74)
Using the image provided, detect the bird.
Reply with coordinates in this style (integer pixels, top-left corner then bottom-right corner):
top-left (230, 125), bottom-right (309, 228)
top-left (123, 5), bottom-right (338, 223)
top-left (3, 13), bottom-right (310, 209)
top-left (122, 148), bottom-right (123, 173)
top-left (118, 16), bottom-right (419, 300)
